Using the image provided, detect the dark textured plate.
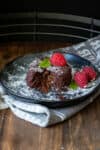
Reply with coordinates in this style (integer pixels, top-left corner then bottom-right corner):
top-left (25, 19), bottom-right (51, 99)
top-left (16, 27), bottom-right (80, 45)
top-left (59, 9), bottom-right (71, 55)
top-left (0, 51), bottom-right (100, 108)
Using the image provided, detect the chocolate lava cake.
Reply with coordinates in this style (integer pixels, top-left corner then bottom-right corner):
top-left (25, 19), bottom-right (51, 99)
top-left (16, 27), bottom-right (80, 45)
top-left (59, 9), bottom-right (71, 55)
top-left (26, 52), bottom-right (72, 93)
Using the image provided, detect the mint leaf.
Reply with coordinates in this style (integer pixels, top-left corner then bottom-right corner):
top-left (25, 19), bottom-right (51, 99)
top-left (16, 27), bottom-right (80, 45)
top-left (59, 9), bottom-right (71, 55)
top-left (39, 58), bottom-right (51, 68)
top-left (69, 80), bottom-right (78, 90)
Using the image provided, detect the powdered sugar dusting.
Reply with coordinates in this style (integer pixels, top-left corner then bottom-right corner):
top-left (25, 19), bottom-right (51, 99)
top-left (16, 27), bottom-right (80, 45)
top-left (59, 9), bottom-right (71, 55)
top-left (1, 53), bottom-right (100, 102)
top-left (47, 66), bottom-right (69, 75)
top-left (29, 58), bottom-right (43, 72)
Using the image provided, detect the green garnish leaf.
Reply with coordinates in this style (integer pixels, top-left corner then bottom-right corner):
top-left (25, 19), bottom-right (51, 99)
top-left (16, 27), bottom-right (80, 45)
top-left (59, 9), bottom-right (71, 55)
top-left (39, 58), bottom-right (51, 68)
top-left (69, 80), bottom-right (78, 90)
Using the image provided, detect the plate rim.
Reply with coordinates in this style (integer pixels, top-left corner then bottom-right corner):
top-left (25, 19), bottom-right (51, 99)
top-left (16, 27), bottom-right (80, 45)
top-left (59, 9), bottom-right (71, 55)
top-left (0, 52), bottom-right (100, 107)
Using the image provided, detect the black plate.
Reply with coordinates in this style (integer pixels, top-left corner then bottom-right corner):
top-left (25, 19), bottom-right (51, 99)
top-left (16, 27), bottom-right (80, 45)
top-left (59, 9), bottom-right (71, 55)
top-left (0, 52), bottom-right (100, 108)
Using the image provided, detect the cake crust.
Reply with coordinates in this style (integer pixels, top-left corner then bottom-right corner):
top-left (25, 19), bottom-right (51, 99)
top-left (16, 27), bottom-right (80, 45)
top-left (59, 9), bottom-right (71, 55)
top-left (26, 53), bottom-right (72, 93)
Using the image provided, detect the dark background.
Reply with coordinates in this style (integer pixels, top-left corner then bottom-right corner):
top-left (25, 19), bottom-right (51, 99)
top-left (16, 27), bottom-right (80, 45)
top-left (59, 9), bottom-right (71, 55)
top-left (0, 0), bottom-right (99, 19)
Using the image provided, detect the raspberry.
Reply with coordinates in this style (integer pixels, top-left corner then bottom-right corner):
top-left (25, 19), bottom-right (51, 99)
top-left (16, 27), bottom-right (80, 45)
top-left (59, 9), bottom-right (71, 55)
top-left (50, 52), bottom-right (67, 66)
top-left (74, 71), bottom-right (88, 88)
top-left (82, 66), bottom-right (96, 81)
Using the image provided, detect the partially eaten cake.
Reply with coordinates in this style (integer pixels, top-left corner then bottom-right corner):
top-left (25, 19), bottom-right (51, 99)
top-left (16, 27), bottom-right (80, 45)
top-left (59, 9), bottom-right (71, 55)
top-left (26, 52), bottom-right (72, 93)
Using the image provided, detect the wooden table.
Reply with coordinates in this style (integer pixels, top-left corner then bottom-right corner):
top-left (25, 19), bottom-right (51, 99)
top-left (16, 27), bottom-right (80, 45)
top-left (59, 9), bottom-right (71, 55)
top-left (0, 42), bottom-right (100, 150)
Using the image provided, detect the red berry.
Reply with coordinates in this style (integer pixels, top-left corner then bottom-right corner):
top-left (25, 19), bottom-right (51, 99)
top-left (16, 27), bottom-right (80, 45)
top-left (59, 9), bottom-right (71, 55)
top-left (74, 71), bottom-right (88, 88)
top-left (82, 66), bottom-right (96, 81)
top-left (50, 52), bottom-right (67, 66)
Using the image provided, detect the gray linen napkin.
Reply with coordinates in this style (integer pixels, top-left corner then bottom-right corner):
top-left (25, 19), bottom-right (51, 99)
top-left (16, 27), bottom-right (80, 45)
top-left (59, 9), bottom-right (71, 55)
top-left (0, 35), bottom-right (100, 127)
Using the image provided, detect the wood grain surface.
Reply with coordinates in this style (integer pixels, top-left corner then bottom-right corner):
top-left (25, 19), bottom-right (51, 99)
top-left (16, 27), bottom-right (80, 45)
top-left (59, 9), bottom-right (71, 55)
top-left (0, 42), bottom-right (100, 150)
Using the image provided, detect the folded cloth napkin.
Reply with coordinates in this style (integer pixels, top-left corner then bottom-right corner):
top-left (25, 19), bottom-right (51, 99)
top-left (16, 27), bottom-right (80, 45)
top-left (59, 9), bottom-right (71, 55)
top-left (0, 35), bottom-right (100, 127)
